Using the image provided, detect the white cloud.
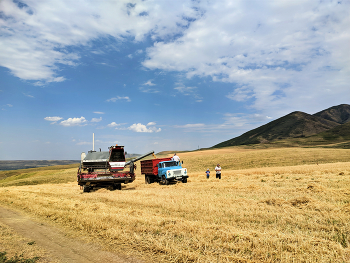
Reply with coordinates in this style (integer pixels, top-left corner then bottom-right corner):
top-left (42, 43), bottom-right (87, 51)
top-left (44, 116), bottom-right (63, 122)
top-left (142, 0), bottom-right (350, 116)
top-left (91, 117), bottom-right (102, 122)
top-left (107, 96), bottom-right (131, 102)
top-left (60, 117), bottom-right (87, 127)
top-left (1, 0), bottom-right (349, 117)
top-left (0, 0), bottom-right (199, 83)
top-left (128, 123), bottom-right (161, 133)
top-left (147, 122), bottom-right (156, 126)
top-left (7, 104), bottom-right (13, 107)
top-left (107, 122), bottom-right (121, 127)
top-left (94, 111), bottom-right (105, 114)
top-left (143, 80), bottom-right (156, 86)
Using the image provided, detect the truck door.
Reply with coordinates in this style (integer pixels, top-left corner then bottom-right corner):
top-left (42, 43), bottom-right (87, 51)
top-left (158, 163), bottom-right (165, 178)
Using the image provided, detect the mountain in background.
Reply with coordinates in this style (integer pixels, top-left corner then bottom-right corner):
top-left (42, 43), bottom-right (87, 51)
top-left (313, 104), bottom-right (350, 124)
top-left (213, 104), bottom-right (350, 148)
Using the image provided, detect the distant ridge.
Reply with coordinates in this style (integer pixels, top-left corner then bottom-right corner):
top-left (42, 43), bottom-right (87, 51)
top-left (0, 160), bottom-right (79, 171)
top-left (213, 104), bottom-right (350, 148)
top-left (313, 104), bottom-right (350, 124)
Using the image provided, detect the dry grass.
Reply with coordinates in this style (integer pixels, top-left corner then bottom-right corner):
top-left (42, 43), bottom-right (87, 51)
top-left (0, 148), bottom-right (350, 262)
top-left (0, 221), bottom-right (50, 262)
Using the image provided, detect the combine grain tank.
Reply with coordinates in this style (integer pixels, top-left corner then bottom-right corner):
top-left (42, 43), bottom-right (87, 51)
top-left (77, 145), bottom-right (154, 192)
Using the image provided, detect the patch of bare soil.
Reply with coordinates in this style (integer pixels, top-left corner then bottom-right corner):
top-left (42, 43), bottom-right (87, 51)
top-left (0, 206), bottom-right (144, 263)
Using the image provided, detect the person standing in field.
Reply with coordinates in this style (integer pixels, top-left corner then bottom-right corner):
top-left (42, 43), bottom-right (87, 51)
top-left (206, 168), bottom-right (210, 179)
top-left (172, 153), bottom-right (180, 162)
top-left (215, 164), bottom-right (221, 179)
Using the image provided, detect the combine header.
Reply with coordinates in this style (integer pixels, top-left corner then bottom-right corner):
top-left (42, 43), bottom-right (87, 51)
top-left (78, 144), bottom-right (154, 192)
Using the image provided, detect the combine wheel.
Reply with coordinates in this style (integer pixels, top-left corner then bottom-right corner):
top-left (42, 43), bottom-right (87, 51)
top-left (113, 183), bottom-right (122, 190)
top-left (83, 185), bottom-right (90, 193)
top-left (182, 178), bottom-right (187, 183)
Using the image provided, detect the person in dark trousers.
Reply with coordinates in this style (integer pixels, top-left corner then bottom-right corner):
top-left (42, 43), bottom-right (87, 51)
top-left (206, 168), bottom-right (210, 179)
top-left (215, 164), bottom-right (221, 179)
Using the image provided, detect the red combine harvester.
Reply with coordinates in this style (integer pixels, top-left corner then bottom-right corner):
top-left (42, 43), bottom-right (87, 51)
top-left (77, 145), bottom-right (154, 192)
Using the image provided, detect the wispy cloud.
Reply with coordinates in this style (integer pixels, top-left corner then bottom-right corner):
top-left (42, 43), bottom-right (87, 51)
top-left (174, 85), bottom-right (202, 102)
top-left (175, 123), bottom-right (205, 128)
top-left (44, 116), bottom-right (63, 124)
top-left (143, 80), bottom-right (156, 86)
top-left (139, 87), bottom-right (159, 93)
top-left (93, 111), bottom-right (105, 114)
top-left (107, 96), bottom-right (131, 102)
top-left (91, 117), bottom-right (102, 123)
top-left (23, 93), bottom-right (34, 98)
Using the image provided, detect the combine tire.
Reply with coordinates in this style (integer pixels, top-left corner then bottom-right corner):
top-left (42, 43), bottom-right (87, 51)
top-left (113, 183), bottom-right (122, 190)
top-left (83, 185), bottom-right (90, 193)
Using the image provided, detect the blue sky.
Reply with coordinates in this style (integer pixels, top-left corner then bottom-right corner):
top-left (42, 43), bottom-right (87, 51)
top-left (1, 0), bottom-right (350, 160)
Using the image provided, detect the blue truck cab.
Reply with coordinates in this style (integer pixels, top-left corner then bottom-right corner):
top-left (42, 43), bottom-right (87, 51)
top-left (157, 160), bottom-right (188, 184)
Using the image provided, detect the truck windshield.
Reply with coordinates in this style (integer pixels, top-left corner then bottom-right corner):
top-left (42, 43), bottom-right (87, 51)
top-left (163, 161), bottom-right (178, 167)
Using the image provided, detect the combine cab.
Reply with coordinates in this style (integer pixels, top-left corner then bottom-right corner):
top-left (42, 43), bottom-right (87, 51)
top-left (78, 145), bottom-right (153, 192)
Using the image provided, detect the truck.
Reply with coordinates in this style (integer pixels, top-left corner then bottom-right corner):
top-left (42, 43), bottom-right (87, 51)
top-left (141, 158), bottom-right (188, 185)
top-left (77, 145), bottom-right (154, 192)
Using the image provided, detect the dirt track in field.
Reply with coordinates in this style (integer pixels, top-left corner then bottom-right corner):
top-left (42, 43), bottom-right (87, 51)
top-left (0, 206), bottom-right (144, 263)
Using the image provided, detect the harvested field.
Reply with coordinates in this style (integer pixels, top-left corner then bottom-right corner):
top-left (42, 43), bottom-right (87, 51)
top-left (0, 147), bottom-right (350, 262)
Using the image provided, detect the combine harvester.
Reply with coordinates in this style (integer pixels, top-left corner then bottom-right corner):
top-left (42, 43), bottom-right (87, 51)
top-left (77, 134), bottom-right (155, 192)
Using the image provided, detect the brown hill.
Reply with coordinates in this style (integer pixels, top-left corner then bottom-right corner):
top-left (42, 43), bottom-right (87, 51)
top-left (213, 111), bottom-right (339, 148)
top-left (212, 104), bottom-right (350, 148)
top-left (313, 104), bottom-right (350, 124)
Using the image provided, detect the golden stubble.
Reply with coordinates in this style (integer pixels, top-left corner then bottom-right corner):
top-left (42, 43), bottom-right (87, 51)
top-left (0, 147), bottom-right (350, 262)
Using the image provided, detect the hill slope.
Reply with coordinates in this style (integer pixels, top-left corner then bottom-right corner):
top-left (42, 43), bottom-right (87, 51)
top-left (213, 111), bottom-right (339, 148)
top-left (313, 104), bottom-right (350, 124)
top-left (212, 104), bottom-right (350, 148)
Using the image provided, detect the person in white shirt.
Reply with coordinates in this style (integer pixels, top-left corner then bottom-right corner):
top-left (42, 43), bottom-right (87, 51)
top-left (215, 164), bottom-right (221, 179)
top-left (172, 153), bottom-right (180, 162)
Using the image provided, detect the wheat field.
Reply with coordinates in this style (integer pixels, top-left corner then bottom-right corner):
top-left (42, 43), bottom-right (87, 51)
top-left (0, 147), bottom-right (350, 262)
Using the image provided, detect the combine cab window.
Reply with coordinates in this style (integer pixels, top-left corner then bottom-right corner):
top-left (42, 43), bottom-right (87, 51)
top-left (110, 149), bottom-right (125, 162)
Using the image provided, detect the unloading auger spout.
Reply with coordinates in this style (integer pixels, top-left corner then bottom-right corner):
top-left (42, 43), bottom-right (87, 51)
top-left (126, 151), bottom-right (155, 174)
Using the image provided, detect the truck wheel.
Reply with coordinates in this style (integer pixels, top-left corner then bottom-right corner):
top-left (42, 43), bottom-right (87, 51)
top-left (182, 178), bottom-right (187, 183)
top-left (83, 185), bottom-right (90, 192)
top-left (145, 175), bottom-right (151, 184)
top-left (162, 176), bottom-right (168, 185)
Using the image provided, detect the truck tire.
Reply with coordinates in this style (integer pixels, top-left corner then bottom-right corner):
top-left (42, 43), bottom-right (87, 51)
top-left (162, 176), bottom-right (169, 185)
top-left (83, 185), bottom-right (90, 192)
top-left (145, 175), bottom-right (151, 184)
top-left (182, 178), bottom-right (187, 183)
